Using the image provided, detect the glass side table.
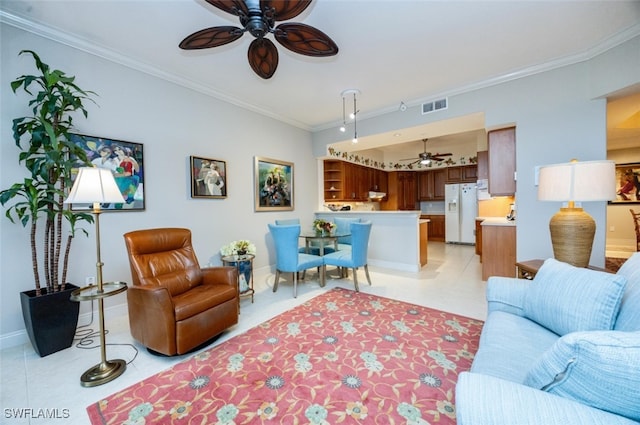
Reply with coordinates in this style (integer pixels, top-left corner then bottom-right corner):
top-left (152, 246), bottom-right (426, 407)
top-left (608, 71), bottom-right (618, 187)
top-left (70, 281), bottom-right (127, 387)
top-left (221, 254), bottom-right (255, 308)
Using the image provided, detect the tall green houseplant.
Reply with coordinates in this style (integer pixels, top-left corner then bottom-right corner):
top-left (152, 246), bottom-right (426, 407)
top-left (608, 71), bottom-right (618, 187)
top-left (1, 50), bottom-right (96, 296)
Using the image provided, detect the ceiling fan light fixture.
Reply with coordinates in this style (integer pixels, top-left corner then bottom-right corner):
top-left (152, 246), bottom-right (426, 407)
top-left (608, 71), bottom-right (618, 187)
top-left (179, 0), bottom-right (338, 79)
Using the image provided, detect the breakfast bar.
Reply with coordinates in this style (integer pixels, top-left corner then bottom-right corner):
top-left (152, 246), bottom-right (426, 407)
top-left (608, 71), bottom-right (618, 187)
top-left (314, 210), bottom-right (424, 272)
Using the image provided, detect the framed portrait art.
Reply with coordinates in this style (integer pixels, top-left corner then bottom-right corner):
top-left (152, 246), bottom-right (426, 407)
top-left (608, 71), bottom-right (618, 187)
top-left (611, 162), bottom-right (640, 204)
top-left (69, 134), bottom-right (145, 211)
top-left (190, 156), bottom-right (227, 198)
top-left (254, 156), bottom-right (294, 211)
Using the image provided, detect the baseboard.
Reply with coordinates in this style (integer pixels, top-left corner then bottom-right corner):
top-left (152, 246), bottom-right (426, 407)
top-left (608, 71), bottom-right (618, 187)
top-left (0, 302), bottom-right (129, 352)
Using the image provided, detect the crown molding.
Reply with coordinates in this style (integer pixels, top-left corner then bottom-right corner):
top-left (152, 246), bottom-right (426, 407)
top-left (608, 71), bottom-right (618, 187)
top-left (0, 10), bottom-right (311, 131)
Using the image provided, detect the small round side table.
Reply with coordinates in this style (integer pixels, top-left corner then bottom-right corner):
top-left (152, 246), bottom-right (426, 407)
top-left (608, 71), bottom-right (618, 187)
top-left (70, 281), bottom-right (127, 387)
top-left (221, 254), bottom-right (255, 309)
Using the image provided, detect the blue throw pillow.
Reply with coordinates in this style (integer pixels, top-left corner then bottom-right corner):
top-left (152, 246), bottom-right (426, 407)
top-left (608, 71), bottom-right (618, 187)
top-left (523, 331), bottom-right (640, 421)
top-left (523, 259), bottom-right (627, 336)
top-left (614, 253), bottom-right (640, 331)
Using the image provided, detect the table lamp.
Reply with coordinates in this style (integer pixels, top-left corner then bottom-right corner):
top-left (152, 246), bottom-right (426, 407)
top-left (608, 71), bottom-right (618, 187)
top-left (64, 166), bottom-right (127, 386)
top-left (537, 159), bottom-right (615, 267)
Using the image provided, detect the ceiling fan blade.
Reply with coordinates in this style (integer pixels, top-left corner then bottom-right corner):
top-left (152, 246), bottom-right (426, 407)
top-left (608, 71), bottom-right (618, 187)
top-left (248, 38), bottom-right (279, 79)
top-left (179, 26), bottom-right (244, 50)
top-left (432, 153), bottom-right (453, 158)
top-left (262, 0), bottom-right (312, 21)
top-left (274, 23), bottom-right (339, 57)
top-left (204, 0), bottom-right (249, 16)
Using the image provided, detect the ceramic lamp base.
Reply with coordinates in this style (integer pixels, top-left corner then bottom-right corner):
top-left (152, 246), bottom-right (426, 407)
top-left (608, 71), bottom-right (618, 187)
top-left (549, 207), bottom-right (595, 268)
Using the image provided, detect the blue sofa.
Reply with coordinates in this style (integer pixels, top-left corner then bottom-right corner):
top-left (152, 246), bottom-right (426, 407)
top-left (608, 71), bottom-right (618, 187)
top-left (456, 254), bottom-right (640, 424)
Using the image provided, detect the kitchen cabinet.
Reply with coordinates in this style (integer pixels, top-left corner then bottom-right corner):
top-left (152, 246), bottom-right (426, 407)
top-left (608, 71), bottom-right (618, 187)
top-left (418, 169), bottom-right (445, 201)
top-left (420, 220), bottom-right (428, 266)
top-left (384, 172), bottom-right (417, 210)
top-left (323, 160), bottom-right (344, 201)
top-left (323, 160), bottom-right (388, 201)
top-left (481, 221), bottom-right (516, 280)
top-left (477, 151), bottom-right (488, 180)
top-left (421, 214), bottom-right (445, 241)
top-left (462, 165), bottom-right (478, 182)
top-left (475, 218), bottom-right (483, 261)
top-left (445, 165), bottom-right (478, 183)
top-left (488, 127), bottom-right (516, 196)
top-left (397, 172), bottom-right (417, 210)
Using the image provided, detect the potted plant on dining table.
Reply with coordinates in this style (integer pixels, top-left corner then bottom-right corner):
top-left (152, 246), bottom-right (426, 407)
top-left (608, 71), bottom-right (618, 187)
top-left (313, 219), bottom-right (336, 236)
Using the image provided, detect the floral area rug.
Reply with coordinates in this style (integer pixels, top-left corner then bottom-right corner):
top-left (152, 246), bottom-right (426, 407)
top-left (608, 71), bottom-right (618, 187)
top-left (87, 288), bottom-right (483, 424)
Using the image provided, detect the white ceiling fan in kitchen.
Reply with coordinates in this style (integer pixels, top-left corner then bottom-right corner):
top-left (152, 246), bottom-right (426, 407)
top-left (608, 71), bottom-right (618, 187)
top-left (399, 139), bottom-right (452, 166)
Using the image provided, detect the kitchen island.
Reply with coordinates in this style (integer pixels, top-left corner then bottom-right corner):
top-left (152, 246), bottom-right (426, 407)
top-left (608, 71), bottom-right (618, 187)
top-left (314, 210), bottom-right (424, 272)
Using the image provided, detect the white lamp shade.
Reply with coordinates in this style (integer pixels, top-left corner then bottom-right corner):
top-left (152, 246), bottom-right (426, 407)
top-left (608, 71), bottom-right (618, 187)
top-left (64, 167), bottom-right (125, 204)
top-left (537, 160), bottom-right (616, 202)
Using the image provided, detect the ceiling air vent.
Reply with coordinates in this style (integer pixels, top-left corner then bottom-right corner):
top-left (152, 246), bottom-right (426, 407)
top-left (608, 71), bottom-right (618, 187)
top-left (422, 97), bottom-right (448, 115)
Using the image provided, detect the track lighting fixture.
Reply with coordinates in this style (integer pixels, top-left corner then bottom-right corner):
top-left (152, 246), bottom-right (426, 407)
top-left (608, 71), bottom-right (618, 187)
top-left (340, 89), bottom-right (360, 143)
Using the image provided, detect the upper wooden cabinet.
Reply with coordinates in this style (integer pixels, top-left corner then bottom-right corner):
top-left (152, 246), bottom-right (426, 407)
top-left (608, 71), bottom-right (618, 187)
top-left (384, 171), bottom-right (417, 210)
top-left (488, 127), bottom-right (516, 196)
top-left (444, 165), bottom-right (478, 183)
top-left (323, 160), bottom-right (388, 201)
top-left (323, 160), bottom-right (344, 201)
top-left (418, 169), bottom-right (445, 201)
top-left (477, 151), bottom-right (488, 180)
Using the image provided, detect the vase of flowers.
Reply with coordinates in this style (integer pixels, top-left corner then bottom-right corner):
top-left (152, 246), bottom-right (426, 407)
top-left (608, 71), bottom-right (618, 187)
top-left (220, 240), bottom-right (256, 257)
top-left (313, 219), bottom-right (336, 236)
top-left (220, 240), bottom-right (256, 293)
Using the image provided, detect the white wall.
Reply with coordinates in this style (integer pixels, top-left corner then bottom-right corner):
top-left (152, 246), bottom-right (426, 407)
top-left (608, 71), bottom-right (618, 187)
top-left (313, 35), bottom-right (640, 266)
top-left (0, 24), bottom-right (318, 347)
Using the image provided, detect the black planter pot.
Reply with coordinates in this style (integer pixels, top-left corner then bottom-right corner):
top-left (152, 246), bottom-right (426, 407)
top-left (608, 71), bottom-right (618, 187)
top-left (20, 284), bottom-right (80, 357)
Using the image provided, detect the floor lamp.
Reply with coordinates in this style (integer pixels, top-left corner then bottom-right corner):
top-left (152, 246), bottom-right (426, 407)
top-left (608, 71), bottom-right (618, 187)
top-left (64, 167), bottom-right (128, 387)
top-left (537, 159), bottom-right (616, 268)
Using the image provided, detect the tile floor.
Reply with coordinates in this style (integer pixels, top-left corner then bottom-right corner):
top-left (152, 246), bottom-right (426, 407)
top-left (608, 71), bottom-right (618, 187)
top-left (0, 242), bottom-right (486, 425)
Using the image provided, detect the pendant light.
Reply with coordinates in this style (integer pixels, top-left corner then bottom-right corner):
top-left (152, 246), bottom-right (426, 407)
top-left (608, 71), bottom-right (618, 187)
top-left (340, 89), bottom-right (360, 143)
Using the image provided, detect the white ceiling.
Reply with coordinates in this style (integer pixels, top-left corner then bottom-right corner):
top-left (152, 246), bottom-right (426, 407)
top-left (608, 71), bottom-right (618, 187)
top-left (2, 0), bottom-right (639, 155)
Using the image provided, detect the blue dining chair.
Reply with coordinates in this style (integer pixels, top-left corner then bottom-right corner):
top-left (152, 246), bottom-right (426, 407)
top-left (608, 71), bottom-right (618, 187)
top-left (268, 223), bottom-right (325, 298)
top-left (334, 217), bottom-right (360, 250)
top-left (322, 221), bottom-right (372, 291)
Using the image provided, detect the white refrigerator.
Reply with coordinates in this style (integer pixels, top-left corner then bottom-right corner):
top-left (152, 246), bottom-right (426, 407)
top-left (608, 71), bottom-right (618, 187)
top-left (445, 183), bottom-right (477, 244)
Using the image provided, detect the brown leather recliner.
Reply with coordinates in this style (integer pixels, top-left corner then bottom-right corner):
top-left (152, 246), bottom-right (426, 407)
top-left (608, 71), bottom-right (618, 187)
top-left (123, 228), bottom-right (239, 356)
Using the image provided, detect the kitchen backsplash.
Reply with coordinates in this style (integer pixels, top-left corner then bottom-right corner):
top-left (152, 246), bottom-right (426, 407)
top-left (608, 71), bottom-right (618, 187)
top-left (478, 196), bottom-right (515, 217)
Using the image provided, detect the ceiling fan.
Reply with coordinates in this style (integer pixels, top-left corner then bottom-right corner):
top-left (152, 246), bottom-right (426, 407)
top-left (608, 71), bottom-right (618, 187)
top-left (179, 0), bottom-right (339, 79)
top-left (400, 139), bottom-right (452, 166)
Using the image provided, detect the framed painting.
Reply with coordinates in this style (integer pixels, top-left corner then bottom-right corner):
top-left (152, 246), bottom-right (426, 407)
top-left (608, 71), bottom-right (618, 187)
top-left (190, 156), bottom-right (227, 198)
top-left (611, 162), bottom-right (640, 204)
top-left (254, 156), bottom-right (294, 211)
top-left (69, 133), bottom-right (145, 211)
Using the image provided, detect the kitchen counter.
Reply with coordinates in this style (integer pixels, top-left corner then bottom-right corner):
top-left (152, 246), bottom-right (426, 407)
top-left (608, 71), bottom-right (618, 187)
top-left (315, 210), bottom-right (423, 272)
top-left (479, 217), bottom-right (516, 227)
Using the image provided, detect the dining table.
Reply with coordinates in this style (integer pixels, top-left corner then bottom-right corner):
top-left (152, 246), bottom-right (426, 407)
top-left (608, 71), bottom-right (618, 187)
top-left (299, 230), bottom-right (350, 256)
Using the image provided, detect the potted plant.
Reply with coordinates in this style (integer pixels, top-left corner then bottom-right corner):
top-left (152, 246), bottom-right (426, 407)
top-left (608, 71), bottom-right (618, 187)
top-left (220, 240), bottom-right (256, 293)
top-left (313, 219), bottom-right (336, 235)
top-left (0, 50), bottom-right (96, 356)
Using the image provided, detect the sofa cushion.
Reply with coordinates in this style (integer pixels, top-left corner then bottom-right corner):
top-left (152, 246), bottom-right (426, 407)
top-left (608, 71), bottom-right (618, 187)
top-left (523, 259), bottom-right (627, 336)
top-left (471, 311), bottom-right (559, 382)
top-left (523, 331), bottom-right (640, 422)
top-left (614, 253), bottom-right (640, 331)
